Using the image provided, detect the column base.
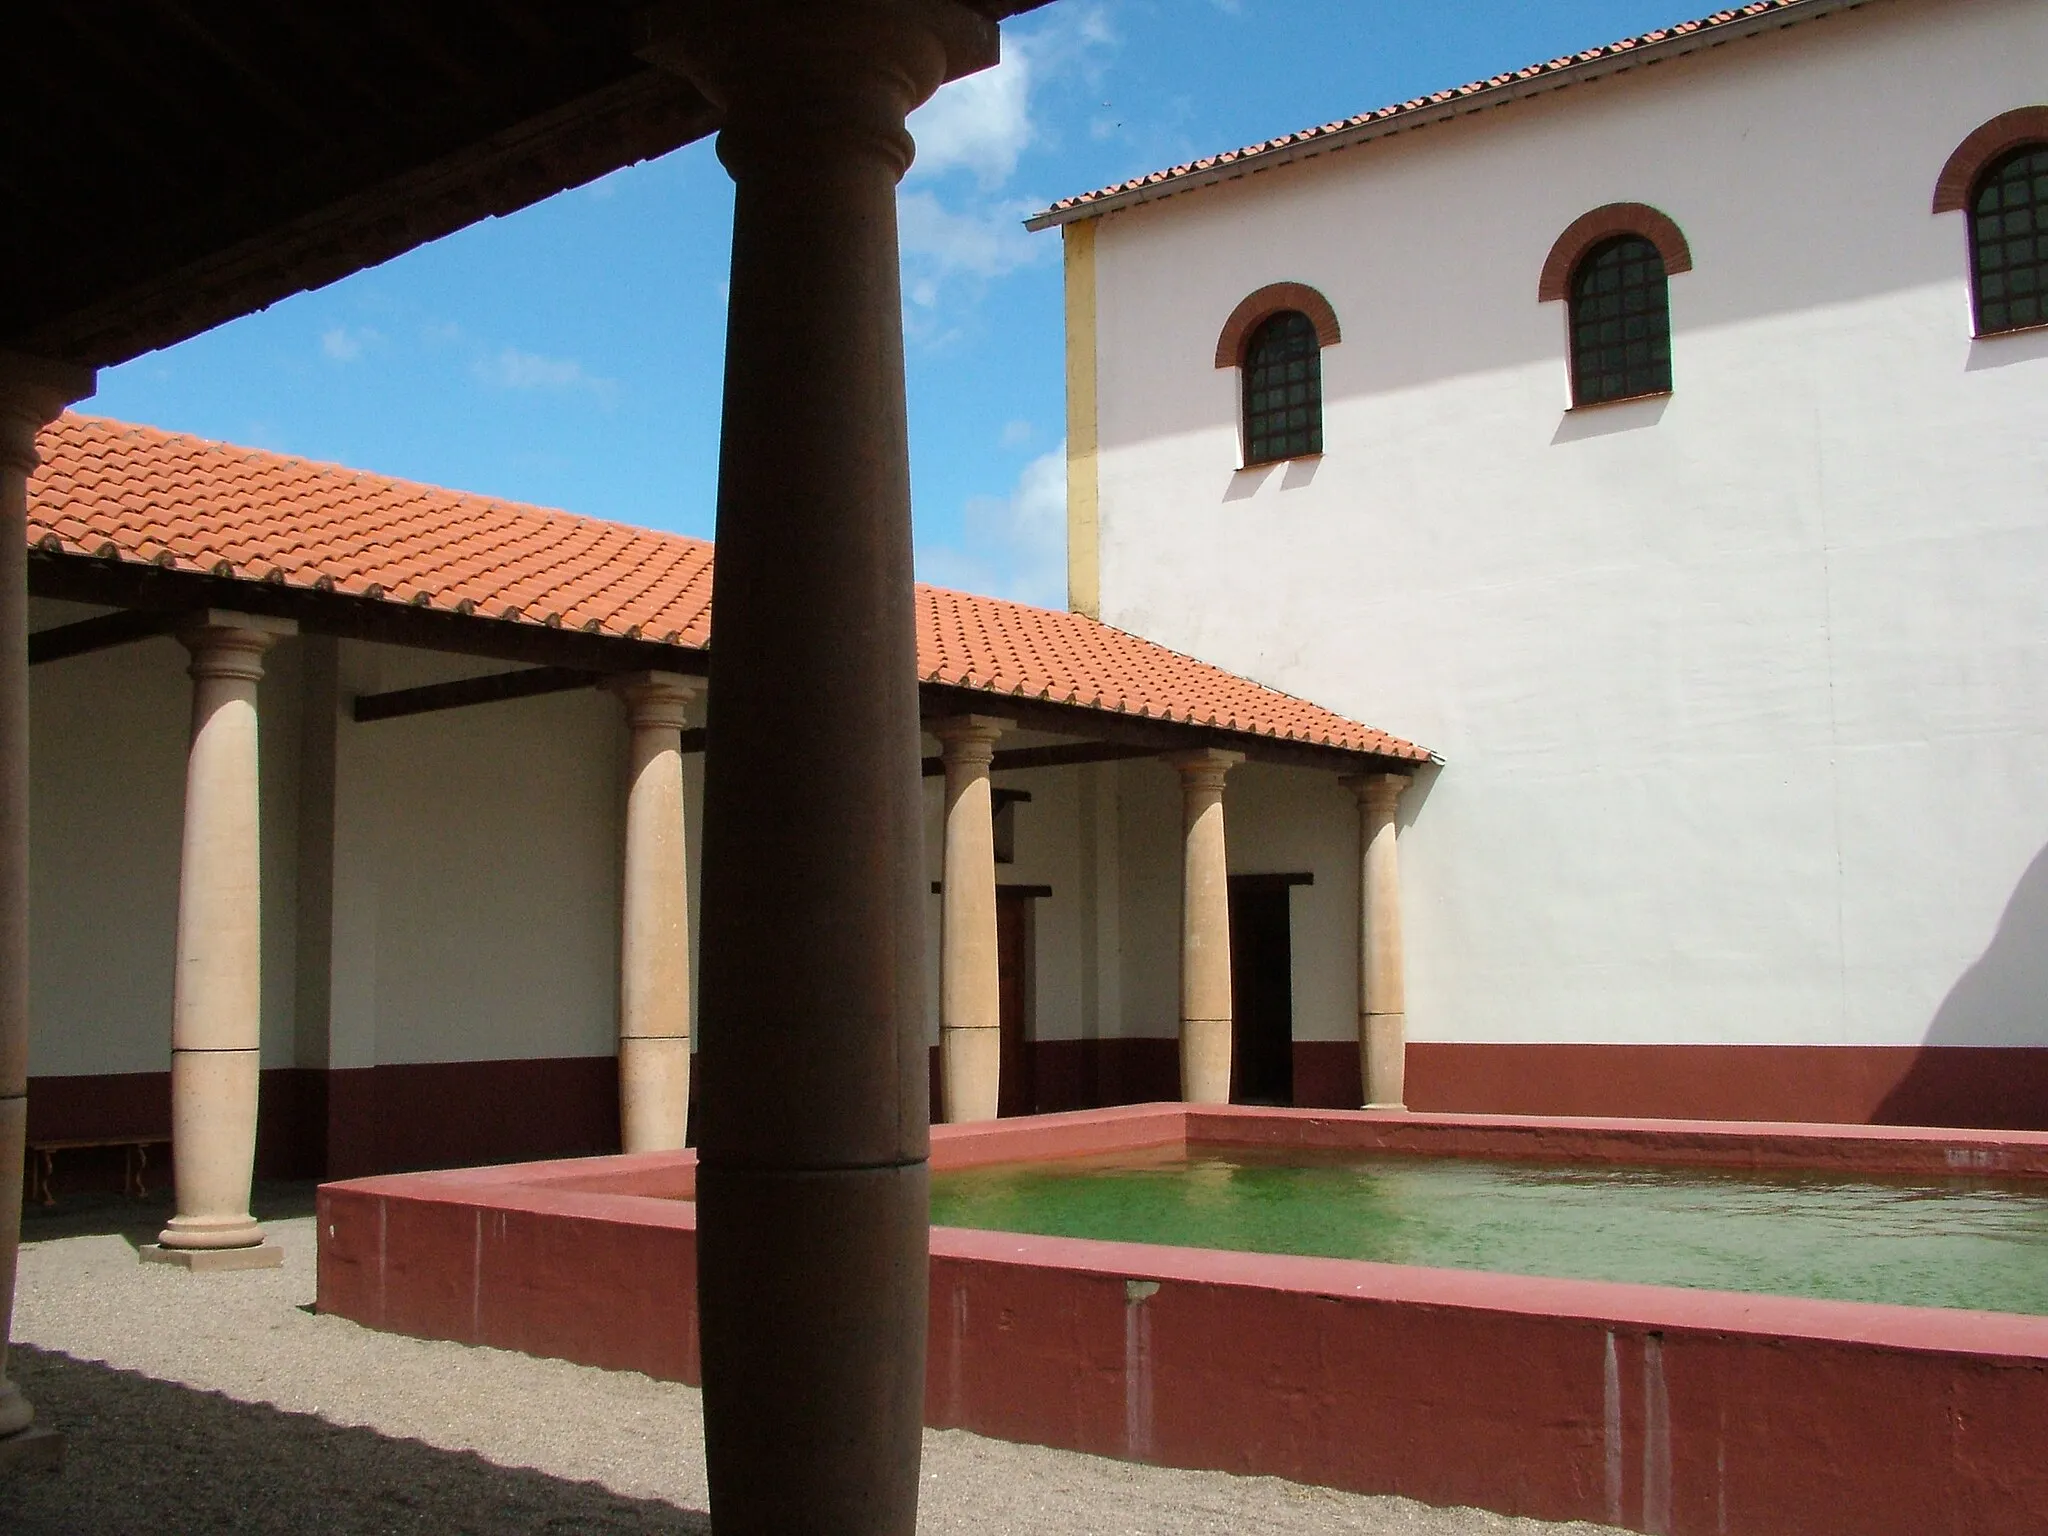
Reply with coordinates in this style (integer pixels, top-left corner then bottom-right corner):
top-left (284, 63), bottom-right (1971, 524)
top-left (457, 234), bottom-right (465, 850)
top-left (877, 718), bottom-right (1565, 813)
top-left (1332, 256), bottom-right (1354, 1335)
top-left (1361, 1012), bottom-right (1407, 1111)
top-left (0, 1425), bottom-right (63, 1478)
top-left (157, 1206), bottom-right (264, 1252)
top-left (139, 1241), bottom-right (283, 1273)
top-left (1363, 1101), bottom-right (1410, 1112)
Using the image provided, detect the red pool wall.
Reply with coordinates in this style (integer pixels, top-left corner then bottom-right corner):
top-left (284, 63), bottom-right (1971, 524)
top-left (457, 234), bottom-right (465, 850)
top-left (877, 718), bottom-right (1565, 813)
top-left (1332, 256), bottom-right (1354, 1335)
top-left (316, 1106), bottom-right (2048, 1536)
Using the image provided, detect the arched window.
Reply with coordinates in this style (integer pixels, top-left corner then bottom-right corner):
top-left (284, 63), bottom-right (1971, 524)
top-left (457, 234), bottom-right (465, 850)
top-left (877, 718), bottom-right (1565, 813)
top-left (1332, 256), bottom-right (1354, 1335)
top-left (1568, 235), bottom-right (1672, 407)
top-left (1539, 203), bottom-right (1689, 409)
top-left (1241, 310), bottom-right (1322, 465)
top-left (1215, 281), bottom-right (1339, 468)
top-left (1933, 107), bottom-right (2048, 336)
top-left (1968, 143), bottom-right (2048, 335)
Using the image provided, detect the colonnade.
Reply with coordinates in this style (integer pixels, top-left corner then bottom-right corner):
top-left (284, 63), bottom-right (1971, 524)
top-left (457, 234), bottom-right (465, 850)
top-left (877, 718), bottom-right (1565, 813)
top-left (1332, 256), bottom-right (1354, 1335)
top-left (6, 578), bottom-right (1418, 1242)
top-left (930, 739), bottom-right (1414, 1121)
top-left (141, 651), bottom-right (706, 1267)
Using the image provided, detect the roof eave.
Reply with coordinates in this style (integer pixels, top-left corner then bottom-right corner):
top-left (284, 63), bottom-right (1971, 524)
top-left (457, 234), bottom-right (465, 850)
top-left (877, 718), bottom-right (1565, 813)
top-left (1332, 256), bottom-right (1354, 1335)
top-left (28, 545), bottom-right (1436, 773)
top-left (1024, 0), bottom-right (1868, 233)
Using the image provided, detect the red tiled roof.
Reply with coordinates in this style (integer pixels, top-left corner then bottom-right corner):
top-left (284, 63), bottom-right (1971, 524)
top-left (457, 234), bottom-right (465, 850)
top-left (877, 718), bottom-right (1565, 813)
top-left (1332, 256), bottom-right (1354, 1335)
top-left (28, 415), bottom-right (1429, 763)
top-left (1027, 0), bottom-right (1847, 229)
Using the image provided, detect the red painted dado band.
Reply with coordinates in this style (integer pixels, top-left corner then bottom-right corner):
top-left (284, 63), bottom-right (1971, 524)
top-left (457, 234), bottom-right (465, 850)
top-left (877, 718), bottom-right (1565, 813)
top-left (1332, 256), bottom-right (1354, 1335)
top-left (1404, 1041), bottom-right (2048, 1131)
top-left (25, 1039), bottom-right (2048, 1194)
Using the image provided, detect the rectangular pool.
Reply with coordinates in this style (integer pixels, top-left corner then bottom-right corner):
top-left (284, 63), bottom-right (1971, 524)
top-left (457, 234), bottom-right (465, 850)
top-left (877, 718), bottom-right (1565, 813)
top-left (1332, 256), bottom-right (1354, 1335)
top-left (930, 1145), bottom-right (2048, 1314)
top-left (318, 1104), bottom-right (2048, 1536)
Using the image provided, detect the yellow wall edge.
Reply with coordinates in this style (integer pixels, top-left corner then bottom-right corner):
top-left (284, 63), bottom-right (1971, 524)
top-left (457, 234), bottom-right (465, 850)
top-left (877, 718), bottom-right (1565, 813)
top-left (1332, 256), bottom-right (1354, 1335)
top-left (1064, 220), bottom-right (1100, 619)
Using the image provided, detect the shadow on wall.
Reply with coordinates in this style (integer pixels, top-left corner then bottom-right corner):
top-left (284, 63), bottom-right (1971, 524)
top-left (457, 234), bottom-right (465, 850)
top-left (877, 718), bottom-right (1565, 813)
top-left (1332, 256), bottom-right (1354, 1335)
top-left (1876, 839), bottom-right (2048, 1129)
top-left (0, 1349), bottom-right (712, 1536)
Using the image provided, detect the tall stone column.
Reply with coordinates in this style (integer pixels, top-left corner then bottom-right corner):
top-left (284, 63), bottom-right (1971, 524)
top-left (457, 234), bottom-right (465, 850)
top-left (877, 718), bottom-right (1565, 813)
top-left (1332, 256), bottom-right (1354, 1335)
top-left (613, 672), bottom-right (702, 1152)
top-left (0, 353), bottom-right (92, 1450)
top-left (150, 613), bottom-right (294, 1269)
top-left (934, 716), bottom-right (1004, 1123)
top-left (639, 4), bottom-right (997, 1531)
top-left (1168, 749), bottom-right (1243, 1103)
top-left (1343, 772), bottom-right (1411, 1109)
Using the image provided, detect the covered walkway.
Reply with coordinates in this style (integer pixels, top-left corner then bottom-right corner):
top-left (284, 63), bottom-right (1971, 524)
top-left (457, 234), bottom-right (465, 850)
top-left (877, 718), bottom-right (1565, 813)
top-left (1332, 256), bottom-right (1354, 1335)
top-left (21, 410), bottom-right (1429, 1186)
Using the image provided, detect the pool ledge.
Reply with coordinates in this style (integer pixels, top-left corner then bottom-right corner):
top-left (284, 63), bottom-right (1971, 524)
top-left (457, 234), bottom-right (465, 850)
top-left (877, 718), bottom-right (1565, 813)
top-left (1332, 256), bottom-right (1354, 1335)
top-left (318, 1105), bottom-right (2048, 1536)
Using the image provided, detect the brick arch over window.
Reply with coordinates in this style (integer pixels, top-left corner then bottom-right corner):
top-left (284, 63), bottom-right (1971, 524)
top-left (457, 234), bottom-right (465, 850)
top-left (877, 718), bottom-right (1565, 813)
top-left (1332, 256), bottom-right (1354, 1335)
top-left (1933, 105), bottom-right (2048, 213)
top-left (1214, 282), bottom-right (1341, 369)
top-left (1537, 204), bottom-right (1693, 303)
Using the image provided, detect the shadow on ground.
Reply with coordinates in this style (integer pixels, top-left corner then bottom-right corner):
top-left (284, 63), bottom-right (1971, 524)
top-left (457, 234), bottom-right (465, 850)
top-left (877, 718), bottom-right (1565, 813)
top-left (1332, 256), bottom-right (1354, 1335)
top-left (0, 1348), bottom-right (711, 1535)
top-left (17, 1180), bottom-right (319, 1248)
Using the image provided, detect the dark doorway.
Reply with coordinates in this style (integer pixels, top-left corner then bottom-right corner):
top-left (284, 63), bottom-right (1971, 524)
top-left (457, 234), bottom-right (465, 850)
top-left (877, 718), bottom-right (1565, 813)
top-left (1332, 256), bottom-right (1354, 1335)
top-left (1229, 874), bottom-right (1306, 1106)
top-left (996, 888), bottom-right (1035, 1117)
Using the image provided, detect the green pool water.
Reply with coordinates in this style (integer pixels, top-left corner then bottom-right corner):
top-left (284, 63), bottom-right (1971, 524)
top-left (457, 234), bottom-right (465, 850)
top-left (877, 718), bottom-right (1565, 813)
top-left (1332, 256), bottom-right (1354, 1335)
top-left (928, 1147), bottom-right (2048, 1315)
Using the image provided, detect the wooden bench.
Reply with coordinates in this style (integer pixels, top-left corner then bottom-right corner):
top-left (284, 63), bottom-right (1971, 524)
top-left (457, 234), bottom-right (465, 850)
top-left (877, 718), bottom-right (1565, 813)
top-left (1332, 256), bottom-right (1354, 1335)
top-left (25, 1135), bottom-right (171, 1206)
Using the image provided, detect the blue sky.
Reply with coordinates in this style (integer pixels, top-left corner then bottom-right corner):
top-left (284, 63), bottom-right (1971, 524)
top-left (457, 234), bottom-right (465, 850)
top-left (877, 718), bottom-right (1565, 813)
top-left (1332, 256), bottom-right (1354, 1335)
top-left (93, 1), bottom-right (1697, 610)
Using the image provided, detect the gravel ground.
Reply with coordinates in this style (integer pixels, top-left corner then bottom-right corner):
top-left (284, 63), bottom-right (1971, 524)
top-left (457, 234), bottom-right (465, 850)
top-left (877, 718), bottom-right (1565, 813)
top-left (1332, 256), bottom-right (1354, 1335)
top-left (2, 1192), bottom-right (1624, 1535)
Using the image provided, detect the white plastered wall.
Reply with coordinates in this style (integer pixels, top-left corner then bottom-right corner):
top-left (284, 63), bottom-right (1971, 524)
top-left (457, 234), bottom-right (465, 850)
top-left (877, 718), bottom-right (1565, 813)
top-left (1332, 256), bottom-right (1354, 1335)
top-left (1087, 0), bottom-right (2048, 1052)
top-left (314, 639), bottom-right (629, 1070)
top-left (1223, 761), bottom-right (1360, 1045)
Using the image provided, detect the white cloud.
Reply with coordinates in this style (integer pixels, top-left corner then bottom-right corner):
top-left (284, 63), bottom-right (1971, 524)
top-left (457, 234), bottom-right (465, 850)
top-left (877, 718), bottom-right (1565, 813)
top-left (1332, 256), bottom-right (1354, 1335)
top-left (899, 190), bottom-right (1046, 285)
top-left (908, 48), bottom-right (1033, 188)
top-left (905, 6), bottom-right (1114, 187)
top-left (918, 443), bottom-right (1067, 609)
top-left (999, 418), bottom-right (1034, 448)
top-left (475, 347), bottom-right (614, 397)
top-left (894, 9), bottom-right (1114, 332)
top-left (320, 325), bottom-right (380, 363)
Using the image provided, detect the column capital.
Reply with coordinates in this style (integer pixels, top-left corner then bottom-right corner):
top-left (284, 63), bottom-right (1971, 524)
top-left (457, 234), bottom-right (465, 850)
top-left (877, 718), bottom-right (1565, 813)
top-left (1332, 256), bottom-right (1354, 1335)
top-left (179, 611), bottom-right (295, 681)
top-left (610, 670), bottom-right (705, 731)
top-left (1341, 770), bottom-right (1410, 817)
top-left (639, 0), bottom-right (997, 178)
top-left (931, 714), bottom-right (1006, 765)
top-left (0, 351), bottom-right (96, 474)
top-left (1164, 747), bottom-right (1244, 789)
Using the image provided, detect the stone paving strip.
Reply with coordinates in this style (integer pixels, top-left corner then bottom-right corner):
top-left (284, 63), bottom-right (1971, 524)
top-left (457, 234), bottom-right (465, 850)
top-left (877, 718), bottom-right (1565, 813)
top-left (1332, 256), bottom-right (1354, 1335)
top-left (3, 1208), bottom-right (1623, 1535)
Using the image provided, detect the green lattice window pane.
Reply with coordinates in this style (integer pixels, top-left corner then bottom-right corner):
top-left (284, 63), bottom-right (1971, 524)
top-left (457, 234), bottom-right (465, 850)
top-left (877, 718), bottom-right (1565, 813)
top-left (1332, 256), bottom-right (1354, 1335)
top-left (1972, 144), bottom-right (2048, 335)
top-left (1242, 310), bottom-right (1322, 464)
top-left (1568, 235), bottom-right (1672, 406)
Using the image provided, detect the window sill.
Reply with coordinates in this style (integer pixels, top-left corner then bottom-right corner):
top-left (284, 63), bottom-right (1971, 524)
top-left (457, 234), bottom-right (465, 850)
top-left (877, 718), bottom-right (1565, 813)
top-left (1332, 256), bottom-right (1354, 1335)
top-left (1565, 389), bottom-right (1672, 413)
top-left (1237, 451), bottom-right (1324, 472)
top-left (1973, 320), bottom-right (2048, 341)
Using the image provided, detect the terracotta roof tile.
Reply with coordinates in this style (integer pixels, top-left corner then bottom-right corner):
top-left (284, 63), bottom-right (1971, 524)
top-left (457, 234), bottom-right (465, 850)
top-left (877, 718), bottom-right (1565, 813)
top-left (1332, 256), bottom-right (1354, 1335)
top-left (28, 414), bottom-right (1428, 764)
top-left (1028, 0), bottom-right (1836, 229)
